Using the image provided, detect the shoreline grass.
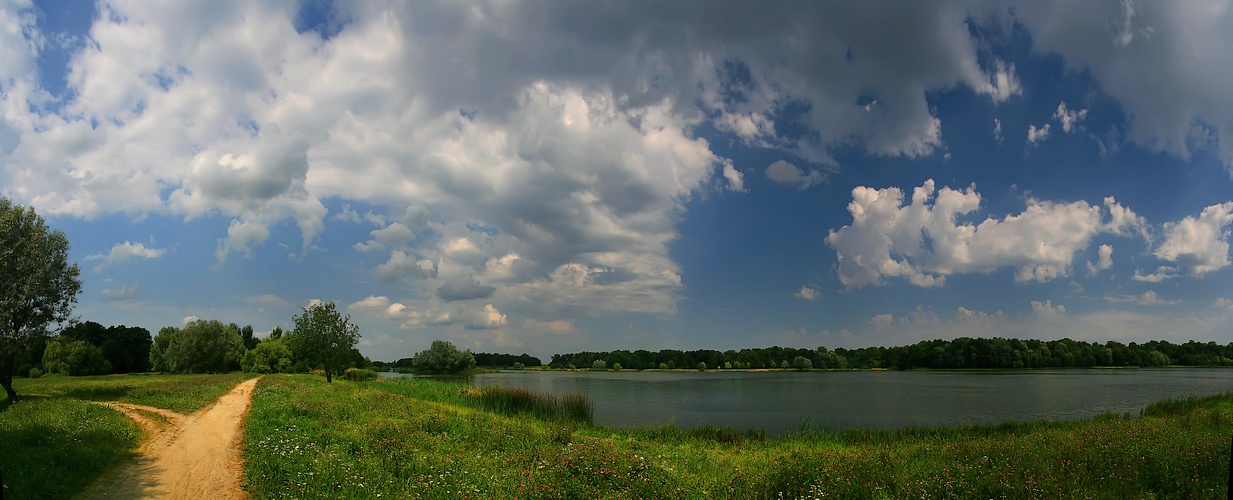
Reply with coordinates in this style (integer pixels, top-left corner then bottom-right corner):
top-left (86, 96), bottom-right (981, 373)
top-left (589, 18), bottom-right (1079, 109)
top-left (242, 374), bottom-right (1233, 499)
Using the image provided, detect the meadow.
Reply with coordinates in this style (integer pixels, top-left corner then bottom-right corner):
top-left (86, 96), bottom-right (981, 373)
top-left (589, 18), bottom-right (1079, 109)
top-left (2, 372), bottom-right (1232, 498)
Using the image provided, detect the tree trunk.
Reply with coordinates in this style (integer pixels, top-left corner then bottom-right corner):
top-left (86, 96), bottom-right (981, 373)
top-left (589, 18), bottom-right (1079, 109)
top-left (1, 372), bottom-right (15, 401)
top-left (325, 367), bottom-right (332, 383)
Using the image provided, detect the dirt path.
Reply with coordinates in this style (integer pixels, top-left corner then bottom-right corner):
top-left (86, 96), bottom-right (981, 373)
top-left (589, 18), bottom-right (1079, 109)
top-left (80, 377), bottom-right (260, 499)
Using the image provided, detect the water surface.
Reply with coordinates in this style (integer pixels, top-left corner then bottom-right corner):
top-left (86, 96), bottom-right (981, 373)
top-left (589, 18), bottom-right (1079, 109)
top-left (387, 368), bottom-right (1233, 434)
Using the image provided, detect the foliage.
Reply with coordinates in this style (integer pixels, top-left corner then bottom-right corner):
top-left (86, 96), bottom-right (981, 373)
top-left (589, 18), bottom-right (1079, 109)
top-left (474, 385), bottom-right (593, 424)
top-left (243, 338), bottom-right (294, 374)
top-left (8, 372), bottom-right (253, 413)
top-left (792, 356), bottom-right (813, 370)
top-left (698, 362), bottom-right (707, 371)
top-left (149, 319), bottom-right (245, 374)
top-left (341, 368), bottom-right (378, 382)
top-left (0, 398), bottom-right (140, 500)
top-left (411, 339), bottom-right (476, 373)
top-left (239, 324), bottom-right (258, 350)
top-left (547, 337), bottom-right (1233, 372)
top-left (287, 302), bottom-right (361, 383)
top-left (0, 197), bottom-right (83, 400)
top-left (42, 337), bottom-right (112, 376)
top-left (60, 321), bottom-right (152, 373)
top-left (465, 352), bottom-right (542, 368)
top-left (591, 359), bottom-right (606, 370)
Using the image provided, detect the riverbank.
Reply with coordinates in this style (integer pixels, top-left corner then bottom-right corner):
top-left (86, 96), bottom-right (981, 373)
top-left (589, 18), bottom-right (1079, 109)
top-left (3, 373), bottom-right (1231, 498)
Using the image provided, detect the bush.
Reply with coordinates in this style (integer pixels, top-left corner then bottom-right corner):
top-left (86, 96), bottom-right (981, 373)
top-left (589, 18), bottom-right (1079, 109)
top-left (591, 359), bottom-right (607, 370)
top-left (698, 362), bottom-right (707, 371)
top-left (611, 362), bottom-right (622, 371)
top-left (412, 340), bottom-right (476, 373)
top-left (28, 367), bottom-right (42, 379)
top-left (342, 368), bottom-right (378, 381)
top-left (658, 363), bottom-right (668, 370)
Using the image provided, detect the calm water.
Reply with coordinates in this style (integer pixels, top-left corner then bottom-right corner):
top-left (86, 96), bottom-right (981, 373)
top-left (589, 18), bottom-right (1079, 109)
top-left (387, 368), bottom-right (1233, 434)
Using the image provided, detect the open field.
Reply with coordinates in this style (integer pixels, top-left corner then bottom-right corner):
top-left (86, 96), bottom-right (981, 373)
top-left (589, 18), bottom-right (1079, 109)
top-left (3, 372), bottom-right (1233, 498)
top-left (0, 373), bottom-right (256, 500)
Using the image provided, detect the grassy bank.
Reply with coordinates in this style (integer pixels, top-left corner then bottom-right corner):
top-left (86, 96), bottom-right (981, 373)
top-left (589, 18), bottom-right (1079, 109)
top-left (244, 374), bottom-right (1233, 499)
top-left (0, 373), bottom-right (256, 500)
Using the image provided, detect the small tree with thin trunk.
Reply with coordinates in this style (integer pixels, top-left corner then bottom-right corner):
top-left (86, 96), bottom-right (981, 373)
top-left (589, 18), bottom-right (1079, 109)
top-left (0, 198), bottom-right (82, 400)
top-left (288, 302), bottom-right (360, 383)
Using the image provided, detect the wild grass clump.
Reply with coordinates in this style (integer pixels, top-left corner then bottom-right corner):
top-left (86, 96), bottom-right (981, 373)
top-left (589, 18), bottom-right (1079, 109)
top-left (341, 368), bottom-right (378, 382)
top-left (476, 386), bottom-right (593, 424)
top-left (1141, 392), bottom-right (1233, 417)
top-left (0, 398), bottom-right (140, 500)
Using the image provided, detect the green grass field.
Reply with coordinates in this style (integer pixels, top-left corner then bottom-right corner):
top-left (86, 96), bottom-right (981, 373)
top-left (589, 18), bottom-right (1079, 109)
top-left (0, 373), bottom-right (256, 500)
top-left (4, 372), bottom-right (1232, 499)
top-left (244, 374), bottom-right (1233, 499)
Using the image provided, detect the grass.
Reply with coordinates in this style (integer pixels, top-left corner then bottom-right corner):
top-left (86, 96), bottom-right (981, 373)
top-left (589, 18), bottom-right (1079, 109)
top-left (243, 374), bottom-right (1233, 499)
top-left (8, 372), bottom-right (254, 413)
top-left (0, 372), bottom-right (257, 500)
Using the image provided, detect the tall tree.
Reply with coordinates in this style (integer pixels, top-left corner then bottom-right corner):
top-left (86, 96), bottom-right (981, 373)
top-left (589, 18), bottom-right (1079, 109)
top-left (287, 302), bottom-right (360, 383)
top-left (0, 198), bottom-right (82, 400)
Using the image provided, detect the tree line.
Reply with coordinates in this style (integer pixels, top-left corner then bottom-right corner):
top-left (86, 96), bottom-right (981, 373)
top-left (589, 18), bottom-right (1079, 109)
top-left (549, 337), bottom-right (1233, 371)
top-left (11, 303), bottom-right (368, 383)
top-left (376, 350), bottom-right (542, 370)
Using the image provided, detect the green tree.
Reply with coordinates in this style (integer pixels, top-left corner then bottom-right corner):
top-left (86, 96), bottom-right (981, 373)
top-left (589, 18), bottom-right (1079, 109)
top-left (591, 359), bottom-right (607, 370)
top-left (62, 321), bottom-right (152, 373)
top-left (792, 356), bottom-right (813, 370)
top-left (42, 338), bottom-right (111, 376)
top-left (242, 338), bottom-right (293, 373)
top-left (0, 198), bottom-right (83, 400)
top-left (149, 320), bottom-right (245, 374)
top-left (412, 340), bottom-right (475, 373)
top-left (240, 325), bottom-right (258, 350)
top-left (287, 302), bottom-right (361, 383)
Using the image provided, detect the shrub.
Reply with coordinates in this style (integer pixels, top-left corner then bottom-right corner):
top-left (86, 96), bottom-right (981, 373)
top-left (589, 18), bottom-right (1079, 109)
top-left (591, 359), bottom-right (607, 370)
top-left (611, 362), bottom-right (622, 371)
top-left (28, 367), bottom-right (42, 379)
top-left (658, 362), bottom-right (668, 370)
top-left (342, 368), bottom-right (378, 381)
top-left (698, 362), bottom-right (707, 371)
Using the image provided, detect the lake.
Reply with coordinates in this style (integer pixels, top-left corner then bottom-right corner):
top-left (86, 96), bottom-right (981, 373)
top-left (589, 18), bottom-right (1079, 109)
top-left (386, 368), bottom-right (1233, 434)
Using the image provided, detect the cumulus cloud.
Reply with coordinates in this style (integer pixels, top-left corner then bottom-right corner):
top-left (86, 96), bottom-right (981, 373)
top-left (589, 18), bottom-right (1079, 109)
top-left (462, 304), bottom-right (508, 330)
top-left (1052, 101), bottom-right (1088, 133)
top-left (1026, 123), bottom-right (1051, 145)
top-left (1153, 202), bottom-right (1233, 277)
top-left (86, 241), bottom-right (166, 272)
top-left (1086, 244), bottom-right (1113, 276)
top-left (346, 295), bottom-right (505, 330)
top-left (869, 313), bottom-right (895, 328)
top-left (374, 250), bottom-right (438, 284)
top-left (766, 160), bottom-right (826, 190)
top-left (354, 222), bottom-right (415, 252)
top-left (721, 161), bottom-right (746, 192)
top-left (794, 286), bottom-right (819, 301)
top-left (1132, 266), bottom-right (1179, 283)
top-left (993, 118), bottom-right (1003, 143)
top-left (1031, 300), bottom-right (1065, 319)
top-left (826, 180), bottom-right (1145, 288)
top-left (436, 279), bottom-right (497, 302)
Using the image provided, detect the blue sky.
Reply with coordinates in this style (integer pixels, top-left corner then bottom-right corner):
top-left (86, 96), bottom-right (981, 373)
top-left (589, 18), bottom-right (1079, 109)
top-left (4, 1), bottom-right (1233, 361)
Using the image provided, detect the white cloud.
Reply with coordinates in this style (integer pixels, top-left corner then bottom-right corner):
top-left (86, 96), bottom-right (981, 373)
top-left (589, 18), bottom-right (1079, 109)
top-left (1133, 266), bottom-right (1179, 283)
top-left (794, 286), bottom-right (819, 301)
top-left (721, 160), bottom-right (746, 192)
top-left (215, 218), bottom-right (270, 264)
top-left (1052, 101), bottom-right (1088, 133)
top-left (869, 313), bottom-right (895, 328)
top-left (1153, 202), bottom-right (1233, 276)
top-left (354, 222), bottom-right (415, 252)
top-left (374, 250), bottom-right (438, 284)
top-left (766, 160), bottom-right (826, 190)
top-left (462, 304), bottom-right (508, 330)
top-left (86, 241), bottom-right (166, 272)
top-left (181, 315), bottom-right (199, 326)
top-left (826, 180), bottom-right (1144, 288)
top-left (1026, 123), bottom-right (1051, 145)
top-left (993, 118), bottom-right (1003, 144)
top-left (1086, 244), bottom-right (1113, 276)
top-left (1031, 299), bottom-right (1065, 319)
top-left (101, 282), bottom-right (140, 301)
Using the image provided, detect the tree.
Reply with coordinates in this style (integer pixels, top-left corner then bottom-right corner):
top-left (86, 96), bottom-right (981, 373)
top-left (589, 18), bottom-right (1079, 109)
top-left (241, 338), bottom-right (293, 373)
top-left (287, 302), bottom-right (360, 383)
top-left (412, 340), bottom-right (475, 373)
top-left (0, 198), bottom-right (83, 400)
top-left (591, 359), bottom-right (607, 370)
top-left (149, 320), bottom-right (245, 374)
top-left (42, 338), bottom-right (112, 376)
top-left (792, 356), bottom-right (813, 370)
top-left (240, 325), bottom-right (258, 350)
top-left (62, 321), bottom-right (152, 373)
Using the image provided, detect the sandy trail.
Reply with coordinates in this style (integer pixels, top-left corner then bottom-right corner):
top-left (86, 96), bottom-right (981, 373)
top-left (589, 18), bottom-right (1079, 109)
top-left (81, 377), bottom-right (260, 499)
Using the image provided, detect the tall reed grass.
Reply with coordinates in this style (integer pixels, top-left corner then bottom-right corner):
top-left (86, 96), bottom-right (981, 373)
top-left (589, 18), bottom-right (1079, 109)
top-left (475, 385), bottom-right (593, 424)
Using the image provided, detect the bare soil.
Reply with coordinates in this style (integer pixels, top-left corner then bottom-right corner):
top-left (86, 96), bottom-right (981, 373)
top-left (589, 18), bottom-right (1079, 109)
top-left (79, 377), bottom-right (260, 499)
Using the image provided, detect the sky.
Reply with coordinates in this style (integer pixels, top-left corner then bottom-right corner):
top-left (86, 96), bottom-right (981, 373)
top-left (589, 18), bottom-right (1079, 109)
top-left (4, 0), bottom-right (1233, 362)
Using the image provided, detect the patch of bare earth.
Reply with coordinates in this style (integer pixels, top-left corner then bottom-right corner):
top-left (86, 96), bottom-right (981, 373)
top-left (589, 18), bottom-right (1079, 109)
top-left (80, 377), bottom-right (260, 500)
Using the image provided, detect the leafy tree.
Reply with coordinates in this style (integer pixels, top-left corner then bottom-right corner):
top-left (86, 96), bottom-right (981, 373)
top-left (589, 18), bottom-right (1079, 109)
top-left (269, 326), bottom-right (284, 340)
top-left (591, 359), bottom-right (607, 370)
top-left (149, 320), bottom-right (245, 374)
top-left (42, 338), bottom-right (111, 376)
top-left (240, 325), bottom-right (258, 350)
top-left (698, 362), bottom-right (707, 371)
top-left (242, 338), bottom-right (293, 373)
top-left (412, 340), bottom-right (475, 373)
top-left (287, 302), bottom-right (361, 383)
top-left (62, 321), bottom-right (152, 373)
top-left (0, 198), bottom-right (83, 400)
top-left (792, 356), bottom-right (813, 370)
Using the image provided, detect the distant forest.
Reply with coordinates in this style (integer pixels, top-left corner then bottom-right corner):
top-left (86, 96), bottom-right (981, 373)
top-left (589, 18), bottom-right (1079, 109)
top-left (375, 352), bottom-right (543, 370)
top-left (547, 337), bottom-right (1233, 370)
